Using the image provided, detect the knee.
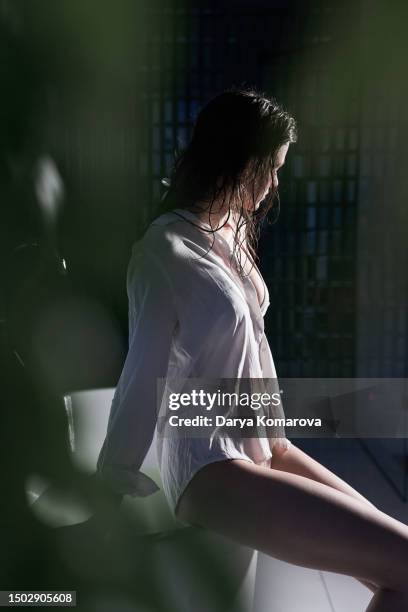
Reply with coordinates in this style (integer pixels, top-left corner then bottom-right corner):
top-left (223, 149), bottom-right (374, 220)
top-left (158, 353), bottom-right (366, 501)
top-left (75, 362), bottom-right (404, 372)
top-left (366, 587), bottom-right (408, 611)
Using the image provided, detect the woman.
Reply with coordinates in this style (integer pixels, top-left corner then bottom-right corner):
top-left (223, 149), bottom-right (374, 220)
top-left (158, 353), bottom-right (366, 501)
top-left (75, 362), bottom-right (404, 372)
top-left (97, 87), bottom-right (408, 611)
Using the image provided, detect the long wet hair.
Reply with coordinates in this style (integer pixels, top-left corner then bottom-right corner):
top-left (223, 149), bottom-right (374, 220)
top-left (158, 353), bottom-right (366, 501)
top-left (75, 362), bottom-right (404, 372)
top-left (157, 85), bottom-right (297, 278)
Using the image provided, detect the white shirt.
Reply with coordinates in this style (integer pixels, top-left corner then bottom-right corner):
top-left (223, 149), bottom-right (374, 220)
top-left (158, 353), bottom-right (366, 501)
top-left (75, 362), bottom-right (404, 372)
top-left (97, 208), bottom-right (291, 516)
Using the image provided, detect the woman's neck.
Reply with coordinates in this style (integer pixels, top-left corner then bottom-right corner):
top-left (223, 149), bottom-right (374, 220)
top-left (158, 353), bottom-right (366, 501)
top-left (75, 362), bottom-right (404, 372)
top-left (183, 204), bottom-right (239, 234)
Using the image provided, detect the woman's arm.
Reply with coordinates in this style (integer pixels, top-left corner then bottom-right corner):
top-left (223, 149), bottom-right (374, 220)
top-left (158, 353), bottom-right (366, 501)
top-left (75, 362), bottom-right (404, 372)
top-left (96, 246), bottom-right (178, 498)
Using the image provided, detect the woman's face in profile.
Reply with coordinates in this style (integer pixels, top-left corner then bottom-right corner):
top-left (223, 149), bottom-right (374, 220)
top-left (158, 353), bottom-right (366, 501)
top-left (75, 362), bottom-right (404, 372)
top-left (247, 142), bottom-right (290, 210)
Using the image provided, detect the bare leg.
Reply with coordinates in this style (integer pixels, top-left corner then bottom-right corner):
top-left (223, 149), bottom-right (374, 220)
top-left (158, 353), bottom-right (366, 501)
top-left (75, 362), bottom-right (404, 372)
top-left (269, 443), bottom-right (380, 593)
top-left (176, 459), bottom-right (408, 611)
top-left (269, 443), bottom-right (379, 510)
top-left (365, 588), bottom-right (408, 611)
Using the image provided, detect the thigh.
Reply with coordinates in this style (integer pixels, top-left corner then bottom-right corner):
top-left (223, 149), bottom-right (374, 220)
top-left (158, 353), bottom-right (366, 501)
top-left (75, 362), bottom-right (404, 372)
top-left (176, 459), bottom-right (408, 591)
top-left (270, 441), bottom-right (377, 509)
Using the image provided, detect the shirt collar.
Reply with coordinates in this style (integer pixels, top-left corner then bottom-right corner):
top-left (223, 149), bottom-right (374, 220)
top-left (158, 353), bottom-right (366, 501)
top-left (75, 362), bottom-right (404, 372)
top-left (151, 208), bottom-right (269, 318)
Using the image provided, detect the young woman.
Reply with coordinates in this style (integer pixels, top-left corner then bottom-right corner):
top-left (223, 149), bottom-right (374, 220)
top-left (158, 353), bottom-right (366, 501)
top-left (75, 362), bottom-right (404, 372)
top-left (97, 87), bottom-right (408, 611)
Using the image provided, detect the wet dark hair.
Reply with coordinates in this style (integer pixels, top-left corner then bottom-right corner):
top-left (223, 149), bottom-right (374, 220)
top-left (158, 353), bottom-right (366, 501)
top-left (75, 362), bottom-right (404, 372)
top-left (158, 85), bottom-right (297, 277)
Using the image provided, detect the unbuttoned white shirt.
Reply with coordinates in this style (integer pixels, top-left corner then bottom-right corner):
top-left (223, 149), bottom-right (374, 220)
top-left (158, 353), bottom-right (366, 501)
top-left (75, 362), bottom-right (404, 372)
top-left (97, 208), bottom-right (291, 503)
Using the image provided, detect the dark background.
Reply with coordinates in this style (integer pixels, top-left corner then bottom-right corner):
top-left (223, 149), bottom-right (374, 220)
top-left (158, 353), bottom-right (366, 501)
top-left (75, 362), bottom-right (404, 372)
top-left (4, 0), bottom-right (407, 383)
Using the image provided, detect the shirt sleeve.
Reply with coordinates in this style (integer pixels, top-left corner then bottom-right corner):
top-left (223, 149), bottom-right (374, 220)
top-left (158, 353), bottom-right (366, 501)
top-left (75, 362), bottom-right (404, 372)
top-left (96, 245), bottom-right (178, 497)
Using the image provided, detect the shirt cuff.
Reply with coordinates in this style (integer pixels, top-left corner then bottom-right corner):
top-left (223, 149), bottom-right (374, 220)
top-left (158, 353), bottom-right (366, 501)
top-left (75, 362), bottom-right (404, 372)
top-left (97, 466), bottom-right (160, 497)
